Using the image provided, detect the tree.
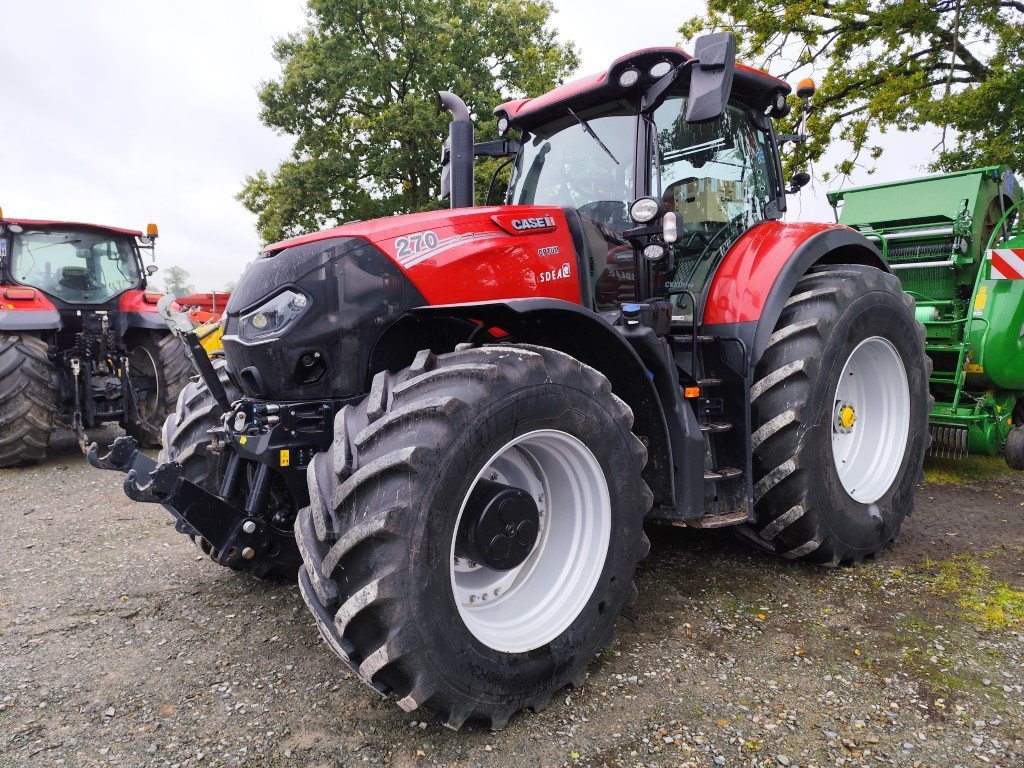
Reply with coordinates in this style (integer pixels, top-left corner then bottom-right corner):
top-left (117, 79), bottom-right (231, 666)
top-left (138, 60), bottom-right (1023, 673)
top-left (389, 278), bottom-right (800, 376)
top-left (239, 0), bottom-right (578, 244)
top-left (682, 1), bottom-right (1024, 179)
top-left (162, 266), bottom-right (194, 298)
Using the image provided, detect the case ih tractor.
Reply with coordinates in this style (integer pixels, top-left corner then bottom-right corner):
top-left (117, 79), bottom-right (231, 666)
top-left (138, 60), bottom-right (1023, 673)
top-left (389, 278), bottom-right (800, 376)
top-left (0, 214), bottom-right (190, 464)
top-left (828, 167), bottom-right (1024, 468)
top-left (91, 34), bottom-right (930, 729)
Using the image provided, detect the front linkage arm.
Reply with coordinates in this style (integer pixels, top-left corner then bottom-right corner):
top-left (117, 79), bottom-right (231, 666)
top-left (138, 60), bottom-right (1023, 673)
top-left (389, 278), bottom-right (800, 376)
top-left (88, 436), bottom-right (301, 571)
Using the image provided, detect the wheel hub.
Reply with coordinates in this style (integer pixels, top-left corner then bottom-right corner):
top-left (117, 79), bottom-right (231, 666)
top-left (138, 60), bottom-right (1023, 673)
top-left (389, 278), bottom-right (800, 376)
top-left (834, 400), bottom-right (857, 434)
top-left (456, 478), bottom-right (539, 571)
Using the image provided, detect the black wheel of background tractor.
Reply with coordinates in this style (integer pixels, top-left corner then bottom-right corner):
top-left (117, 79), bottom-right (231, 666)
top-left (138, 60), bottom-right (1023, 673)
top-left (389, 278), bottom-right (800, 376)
top-left (1004, 426), bottom-right (1024, 470)
top-left (296, 344), bottom-right (652, 729)
top-left (159, 358), bottom-right (298, 580)
top-left (124, 333), bottom-right (192, 447)
top-left (0, 332), bottom-right (57, 467)
top-left (738, 265), bottom-right (930, 566)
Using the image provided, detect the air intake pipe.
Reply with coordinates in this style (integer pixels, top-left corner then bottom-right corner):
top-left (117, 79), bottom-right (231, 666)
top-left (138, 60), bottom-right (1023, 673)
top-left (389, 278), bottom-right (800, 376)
top-left (438, 91), bottom-right (474, 209)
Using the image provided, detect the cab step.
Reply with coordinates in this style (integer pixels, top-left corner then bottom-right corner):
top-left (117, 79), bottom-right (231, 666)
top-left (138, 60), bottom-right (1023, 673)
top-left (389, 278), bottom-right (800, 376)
top-left (704, 467), bottom-right (742, 481)
top-left (700, 422), bottom-right (733, 434)
top-left (696, 377), bottom-right (722, 387)
top-left (686, 510), bottom-right (748, 529)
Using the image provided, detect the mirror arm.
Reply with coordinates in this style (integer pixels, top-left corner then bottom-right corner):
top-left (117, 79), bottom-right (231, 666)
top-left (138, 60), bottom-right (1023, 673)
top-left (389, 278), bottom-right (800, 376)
top-left (641, 59), bottom-right (696, 114)
top-left (473, 139), bottom-right (521, 158)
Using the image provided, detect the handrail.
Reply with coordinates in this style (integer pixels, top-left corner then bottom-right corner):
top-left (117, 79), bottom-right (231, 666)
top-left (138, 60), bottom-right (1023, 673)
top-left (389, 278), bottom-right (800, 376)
top-left (985, 197), bottom-right (1024, 250)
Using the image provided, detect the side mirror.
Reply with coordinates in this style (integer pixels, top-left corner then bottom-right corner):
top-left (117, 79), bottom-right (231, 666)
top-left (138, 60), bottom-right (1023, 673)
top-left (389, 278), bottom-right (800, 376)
top-left (146, 264), bottom-right (158, 276)
top-left (685, 32), bottom-right (736, 124)
top-left (788, 172), bottom-right (811, 194)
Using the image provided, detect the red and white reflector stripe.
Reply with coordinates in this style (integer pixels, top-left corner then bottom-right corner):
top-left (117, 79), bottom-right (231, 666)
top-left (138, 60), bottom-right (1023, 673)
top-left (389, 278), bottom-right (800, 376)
top-left (989, 248), bottom-right (1024, 279)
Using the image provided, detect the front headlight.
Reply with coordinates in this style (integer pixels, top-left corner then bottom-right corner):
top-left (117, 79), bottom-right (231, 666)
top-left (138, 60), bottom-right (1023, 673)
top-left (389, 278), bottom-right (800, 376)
top-left (238, 289), bottom-right (310, 343)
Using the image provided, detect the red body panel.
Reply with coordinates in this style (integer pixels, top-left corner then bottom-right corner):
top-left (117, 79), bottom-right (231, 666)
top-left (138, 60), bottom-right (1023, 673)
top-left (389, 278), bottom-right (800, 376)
top-left (2, 218), bottom-right (144, 237)
top-left (119, 289), bottom-right (175, 314)
top-left (703, 221), bottom-right (851, 324)
top-left (0, 287), bottom-right (57, 312)
top-left (268, 206), bottom-right (583, 306)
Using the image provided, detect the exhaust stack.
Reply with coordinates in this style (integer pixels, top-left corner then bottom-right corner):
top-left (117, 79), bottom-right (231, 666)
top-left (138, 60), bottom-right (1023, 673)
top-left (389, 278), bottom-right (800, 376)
top-left (438, 91), bottom-right (474, 209)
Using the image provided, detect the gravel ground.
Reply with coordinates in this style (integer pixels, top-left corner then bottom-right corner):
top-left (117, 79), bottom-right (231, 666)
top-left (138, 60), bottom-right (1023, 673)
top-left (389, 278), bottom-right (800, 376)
top-left (1, 428), bottom-right (1022, 768)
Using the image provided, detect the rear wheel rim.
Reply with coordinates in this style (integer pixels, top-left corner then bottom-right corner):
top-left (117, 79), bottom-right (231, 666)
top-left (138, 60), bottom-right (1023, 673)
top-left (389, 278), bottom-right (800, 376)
top-left (450, 429), bottom-right (611, 653)
top-left (128, 345), bottom-right (160, 422)
top-left (830, 336), bottom-right (910, 504)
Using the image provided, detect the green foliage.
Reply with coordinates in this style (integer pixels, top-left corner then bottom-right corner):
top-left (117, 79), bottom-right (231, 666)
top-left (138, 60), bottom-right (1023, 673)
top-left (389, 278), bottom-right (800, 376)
top-left (682, 1), bottom-right (1024, 179)
top-left (162, 265), bottom-right (194, 298)
top-left (240, 0), bottom-right (577, 243)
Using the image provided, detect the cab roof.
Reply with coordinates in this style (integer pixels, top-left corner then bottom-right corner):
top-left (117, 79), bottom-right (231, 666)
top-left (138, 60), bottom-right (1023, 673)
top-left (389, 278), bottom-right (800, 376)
top-left (0, 218), bottom-right (144, 238)
top-left (495, 46), bottom-right (790, 131)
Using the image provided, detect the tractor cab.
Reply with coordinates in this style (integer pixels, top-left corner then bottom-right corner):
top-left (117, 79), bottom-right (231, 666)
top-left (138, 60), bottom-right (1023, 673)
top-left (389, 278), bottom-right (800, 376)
top-left (492, 41), bottom-right (791, 314)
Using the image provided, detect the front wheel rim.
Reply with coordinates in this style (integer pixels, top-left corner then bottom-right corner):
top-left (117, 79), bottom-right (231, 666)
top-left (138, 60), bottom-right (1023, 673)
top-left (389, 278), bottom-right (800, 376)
top-left (450, 429), bottom-right (612, 653)
top-left (830, 336), bottom-right (911, 504)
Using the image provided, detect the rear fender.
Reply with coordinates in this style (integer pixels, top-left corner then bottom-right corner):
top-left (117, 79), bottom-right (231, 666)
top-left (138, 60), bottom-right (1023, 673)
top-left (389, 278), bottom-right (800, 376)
top-left (703, 222), bottom-right (887, 369)
top-left (372, 298), bottom-right (674, 507)
top-left (0, 288), bottom-right (61, 331)
top-left (119, 290), bottom-right (174, 332)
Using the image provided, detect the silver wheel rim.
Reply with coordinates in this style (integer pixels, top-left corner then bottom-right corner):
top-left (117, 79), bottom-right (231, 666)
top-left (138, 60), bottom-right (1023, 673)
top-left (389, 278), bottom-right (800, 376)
top-left (450, 429), bottom-right (611, 653)
top-left (128, 345), bottom-right (161, 422)
top-left (830, 336), bottom-right (910, 504)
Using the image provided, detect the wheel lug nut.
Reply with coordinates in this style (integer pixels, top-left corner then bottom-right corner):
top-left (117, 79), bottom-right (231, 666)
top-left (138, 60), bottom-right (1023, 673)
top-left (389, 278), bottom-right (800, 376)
top-left (469, 595), bottom-right (477, 603)
top-left (489, 471), bottom-right (499, 481)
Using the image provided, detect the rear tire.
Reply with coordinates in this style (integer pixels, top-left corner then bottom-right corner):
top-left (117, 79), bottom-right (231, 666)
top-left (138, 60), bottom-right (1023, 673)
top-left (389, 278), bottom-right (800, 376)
top-left (739, 265), bottom-right (930, 566)
top-left (0, 333), bottom-right (57, 467)
top-left (296, 344), bottom-right (651, 729)
top-left (124, 333), bottom-right (191, 447)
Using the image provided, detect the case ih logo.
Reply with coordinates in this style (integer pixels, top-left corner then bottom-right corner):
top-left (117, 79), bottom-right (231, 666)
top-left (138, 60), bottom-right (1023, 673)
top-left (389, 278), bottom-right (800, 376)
top-left (491, 212), bottom-right (558, 235)
top-left (512, 215), bottom-right (556, 231)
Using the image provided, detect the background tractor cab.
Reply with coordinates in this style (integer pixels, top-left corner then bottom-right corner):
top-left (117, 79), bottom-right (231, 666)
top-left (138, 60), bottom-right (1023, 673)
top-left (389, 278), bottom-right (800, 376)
top-left (0, 212), bottom-right (189, 464)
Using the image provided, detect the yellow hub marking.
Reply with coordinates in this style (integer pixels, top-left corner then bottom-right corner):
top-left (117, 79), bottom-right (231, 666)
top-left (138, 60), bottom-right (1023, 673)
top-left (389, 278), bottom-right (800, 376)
top-left (839, 405), bottom-right (856, 430)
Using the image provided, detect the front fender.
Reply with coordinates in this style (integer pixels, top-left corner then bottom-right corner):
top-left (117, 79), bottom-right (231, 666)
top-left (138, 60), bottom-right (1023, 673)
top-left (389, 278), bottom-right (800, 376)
top-left (374, 298), bottom-right (674, 508)
top-left (703, 221), bottom-right (887, 369)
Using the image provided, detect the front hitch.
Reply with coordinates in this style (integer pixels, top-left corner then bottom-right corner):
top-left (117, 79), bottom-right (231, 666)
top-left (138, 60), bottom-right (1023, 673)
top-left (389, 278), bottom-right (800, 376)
top-left (89, 435), bottom-right (302, 572)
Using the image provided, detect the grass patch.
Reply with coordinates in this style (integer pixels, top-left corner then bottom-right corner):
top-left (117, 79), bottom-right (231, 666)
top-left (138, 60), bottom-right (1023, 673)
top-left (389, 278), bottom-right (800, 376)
top-left (922, 454), bottom-right (1014, 485)
top-left (922, 553), bottom-right (1024, 630)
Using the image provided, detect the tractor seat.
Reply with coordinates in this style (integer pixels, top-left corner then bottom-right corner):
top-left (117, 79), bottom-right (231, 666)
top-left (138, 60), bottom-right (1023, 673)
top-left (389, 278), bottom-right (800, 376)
top-left (59, 266), bottom-right (95, 292)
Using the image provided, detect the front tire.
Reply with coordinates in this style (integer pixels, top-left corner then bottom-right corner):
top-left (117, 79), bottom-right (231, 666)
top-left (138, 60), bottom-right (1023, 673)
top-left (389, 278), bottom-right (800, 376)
top-left (296, 344), bottom-right (651, 729)
top-left (740, 265), bottom-right (930, 565)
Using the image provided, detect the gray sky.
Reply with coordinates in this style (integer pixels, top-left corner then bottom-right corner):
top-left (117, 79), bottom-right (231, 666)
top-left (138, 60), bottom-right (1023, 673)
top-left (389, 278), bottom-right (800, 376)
top-left (0, 1), bottom-right (942, 291)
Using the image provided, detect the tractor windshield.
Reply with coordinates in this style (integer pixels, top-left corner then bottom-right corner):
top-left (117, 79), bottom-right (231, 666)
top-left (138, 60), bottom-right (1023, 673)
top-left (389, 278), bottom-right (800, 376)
top-left (10, 227), bottom-right (141, 304)
top-left (506, 103), bottom-right (637, 232)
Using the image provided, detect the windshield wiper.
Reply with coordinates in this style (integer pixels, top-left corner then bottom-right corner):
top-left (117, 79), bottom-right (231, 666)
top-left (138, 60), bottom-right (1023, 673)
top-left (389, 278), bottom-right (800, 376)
top-left (567, 108), bottom-right (619, 165)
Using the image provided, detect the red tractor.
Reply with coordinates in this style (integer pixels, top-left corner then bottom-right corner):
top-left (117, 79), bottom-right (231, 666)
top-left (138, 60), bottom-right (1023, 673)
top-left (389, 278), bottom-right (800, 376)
top-left (91, 34), bottom-right (930, 729)
top-left (0, 214), bottom-right (189, 464)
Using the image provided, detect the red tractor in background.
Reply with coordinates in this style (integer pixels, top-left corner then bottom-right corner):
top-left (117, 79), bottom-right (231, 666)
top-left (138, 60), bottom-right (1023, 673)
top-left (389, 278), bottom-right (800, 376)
top-left (0, 214), bottom-right (190, 464)
top-left (92, 33), bottom-right (931, 729)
